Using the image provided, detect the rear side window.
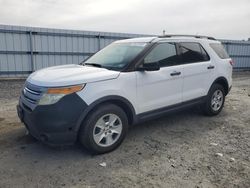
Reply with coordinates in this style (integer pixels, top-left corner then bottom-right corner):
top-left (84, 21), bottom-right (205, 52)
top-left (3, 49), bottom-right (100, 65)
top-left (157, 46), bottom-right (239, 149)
top-left (209, 43), bottom-right (230, 59)
top-left (179, 42), bottom-right (210, 63)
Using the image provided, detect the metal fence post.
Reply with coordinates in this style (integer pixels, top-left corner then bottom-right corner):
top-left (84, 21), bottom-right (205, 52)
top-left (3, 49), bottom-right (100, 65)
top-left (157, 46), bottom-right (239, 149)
top-left (29, 31), bottom-right (34, 72)
top-left (98, 34), bottom-right (101, 50)
top-left (225, 43), bottom-right (228, 52)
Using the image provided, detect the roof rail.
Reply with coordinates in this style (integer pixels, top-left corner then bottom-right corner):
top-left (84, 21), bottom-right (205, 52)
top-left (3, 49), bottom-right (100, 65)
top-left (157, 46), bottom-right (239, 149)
top-left (158, 34), bottom-right (216, 40)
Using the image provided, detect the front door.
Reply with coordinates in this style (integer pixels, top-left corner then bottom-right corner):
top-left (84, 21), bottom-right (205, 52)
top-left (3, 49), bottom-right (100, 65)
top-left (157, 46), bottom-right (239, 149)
top-left (136, 42), bottom-right (183, 114)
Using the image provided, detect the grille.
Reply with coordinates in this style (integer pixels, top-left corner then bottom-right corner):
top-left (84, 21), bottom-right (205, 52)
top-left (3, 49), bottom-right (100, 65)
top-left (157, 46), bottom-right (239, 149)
top-left (21, 82), bottom-right (45, 111)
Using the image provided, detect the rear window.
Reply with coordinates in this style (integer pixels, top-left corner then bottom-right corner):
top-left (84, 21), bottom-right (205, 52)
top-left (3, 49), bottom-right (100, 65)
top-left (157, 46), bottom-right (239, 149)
top-left (209, 43), bottom-right (230, 59)
top-left (179, 42), bottom-right (210, 63)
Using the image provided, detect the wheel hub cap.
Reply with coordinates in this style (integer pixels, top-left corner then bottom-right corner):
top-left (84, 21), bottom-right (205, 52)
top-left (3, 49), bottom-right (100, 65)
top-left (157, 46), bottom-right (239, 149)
top-left (93, 114), bottom-right (122, 147)
top-left (211, 90), bottom-right (223, 111)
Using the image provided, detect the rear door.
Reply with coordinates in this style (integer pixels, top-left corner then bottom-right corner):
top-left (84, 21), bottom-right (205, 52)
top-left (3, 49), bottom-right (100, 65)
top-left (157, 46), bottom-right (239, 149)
top-left (178, 42), bottom-right (214, 101)
top-left (136, 42), bottom-right (183, 114)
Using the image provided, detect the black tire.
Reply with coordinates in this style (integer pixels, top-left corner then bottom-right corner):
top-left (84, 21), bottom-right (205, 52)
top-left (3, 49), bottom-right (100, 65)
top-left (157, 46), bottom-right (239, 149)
top-left (202, 83), bottom-right (225, 116)
top-left (79, 103), bottom-right (128, 154)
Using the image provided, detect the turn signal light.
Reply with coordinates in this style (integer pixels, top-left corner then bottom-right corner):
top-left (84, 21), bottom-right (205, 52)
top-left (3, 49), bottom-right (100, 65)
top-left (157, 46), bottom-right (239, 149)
top-left (47, 84), bottom-right (85, 94)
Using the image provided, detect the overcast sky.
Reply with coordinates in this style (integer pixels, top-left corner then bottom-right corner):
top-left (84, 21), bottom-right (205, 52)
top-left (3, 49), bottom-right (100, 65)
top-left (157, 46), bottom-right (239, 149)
top-left (0, 0), bottom-right (249, 40)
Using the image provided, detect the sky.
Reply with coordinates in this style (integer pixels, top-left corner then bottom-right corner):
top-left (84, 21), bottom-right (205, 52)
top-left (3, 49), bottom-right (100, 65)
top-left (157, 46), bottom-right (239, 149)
top-left (0, 0), bottom-right (249, 40)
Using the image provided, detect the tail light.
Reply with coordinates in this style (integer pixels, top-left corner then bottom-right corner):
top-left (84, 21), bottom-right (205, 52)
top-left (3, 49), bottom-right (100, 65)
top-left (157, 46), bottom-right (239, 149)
top-left (229, 60), bottom-right (234, 66)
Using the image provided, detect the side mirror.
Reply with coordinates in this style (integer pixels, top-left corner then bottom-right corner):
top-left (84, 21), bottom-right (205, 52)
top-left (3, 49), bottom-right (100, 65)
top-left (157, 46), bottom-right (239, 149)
top-left (137, 62), bottom-right (160, 71)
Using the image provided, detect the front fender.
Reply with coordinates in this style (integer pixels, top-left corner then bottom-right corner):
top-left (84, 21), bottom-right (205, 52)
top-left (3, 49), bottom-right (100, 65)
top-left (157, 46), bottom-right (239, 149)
top-left (74, 95), bottom-right (137, 132)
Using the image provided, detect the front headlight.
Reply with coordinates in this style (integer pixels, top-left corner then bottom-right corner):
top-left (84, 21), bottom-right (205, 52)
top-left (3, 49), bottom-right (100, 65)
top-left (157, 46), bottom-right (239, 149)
top-left (38, 93), bottom-right (65, 105)
top-left (38, 84), bottom-right (85, 105)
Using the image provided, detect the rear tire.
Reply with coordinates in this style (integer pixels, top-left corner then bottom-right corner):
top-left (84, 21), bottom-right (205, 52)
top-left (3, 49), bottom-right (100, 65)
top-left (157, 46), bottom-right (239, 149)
top-left (79, 103), bottom-right (128, 154)
top-left (202, 84), bottom-right (225, 116)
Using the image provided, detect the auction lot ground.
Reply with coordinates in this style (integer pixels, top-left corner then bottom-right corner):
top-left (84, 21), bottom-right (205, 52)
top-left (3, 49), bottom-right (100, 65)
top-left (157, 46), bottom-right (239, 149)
top-left (0, 72), bottom-right (249, 188)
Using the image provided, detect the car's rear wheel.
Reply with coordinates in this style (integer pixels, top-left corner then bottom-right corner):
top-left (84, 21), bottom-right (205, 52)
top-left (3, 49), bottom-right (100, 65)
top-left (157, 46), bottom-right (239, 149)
top-left (79, 104), bottom-right (128, 154)
top-left (202, 84), bottom-right (225, 116)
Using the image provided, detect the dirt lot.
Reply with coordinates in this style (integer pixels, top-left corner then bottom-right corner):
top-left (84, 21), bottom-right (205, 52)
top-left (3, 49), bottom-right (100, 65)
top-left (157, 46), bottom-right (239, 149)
top-left (0, 72), bottom-right (250, 188)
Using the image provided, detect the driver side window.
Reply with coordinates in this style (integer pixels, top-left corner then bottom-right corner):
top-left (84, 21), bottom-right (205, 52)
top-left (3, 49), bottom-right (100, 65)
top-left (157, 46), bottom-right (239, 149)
top-left (144, 43), bottom-right (179, 67)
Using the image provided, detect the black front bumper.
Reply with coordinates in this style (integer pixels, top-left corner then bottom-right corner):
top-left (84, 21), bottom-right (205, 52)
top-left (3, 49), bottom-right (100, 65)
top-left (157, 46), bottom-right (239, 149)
top-left (17, 93), bottom-right (88, 146)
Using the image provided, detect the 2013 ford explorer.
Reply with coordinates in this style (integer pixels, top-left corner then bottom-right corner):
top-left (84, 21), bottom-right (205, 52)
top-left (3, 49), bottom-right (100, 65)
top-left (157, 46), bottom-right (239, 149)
top-left (17, 35), bottom-right (233, 154)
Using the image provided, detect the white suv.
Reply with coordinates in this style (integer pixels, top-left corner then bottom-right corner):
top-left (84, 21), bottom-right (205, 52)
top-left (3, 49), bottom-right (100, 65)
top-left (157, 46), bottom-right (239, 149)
top-left (17, 35), bottom-right (233, 154)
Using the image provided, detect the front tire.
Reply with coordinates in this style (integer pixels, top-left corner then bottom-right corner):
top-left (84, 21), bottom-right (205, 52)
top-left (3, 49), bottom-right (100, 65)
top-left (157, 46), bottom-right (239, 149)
top-left (202, 84), bottom-right (225, 116)
top-left (79, 104), bottom-right (128, 154)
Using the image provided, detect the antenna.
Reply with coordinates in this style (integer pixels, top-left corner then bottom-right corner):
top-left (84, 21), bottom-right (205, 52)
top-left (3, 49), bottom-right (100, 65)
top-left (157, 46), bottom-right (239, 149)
top-left (162, 30), bottom-right (166, 35)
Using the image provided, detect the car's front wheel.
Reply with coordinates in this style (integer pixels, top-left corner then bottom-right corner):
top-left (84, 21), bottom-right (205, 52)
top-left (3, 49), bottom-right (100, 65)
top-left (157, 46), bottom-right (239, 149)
top-left (79, 104), bottom-right (128, 154)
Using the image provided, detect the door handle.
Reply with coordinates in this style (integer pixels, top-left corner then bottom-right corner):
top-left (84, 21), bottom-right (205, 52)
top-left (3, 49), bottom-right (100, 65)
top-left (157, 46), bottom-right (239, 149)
top-left (170, 71), bottom-right (181, 76)
top-left (207, 65), bottom-right (215, 69)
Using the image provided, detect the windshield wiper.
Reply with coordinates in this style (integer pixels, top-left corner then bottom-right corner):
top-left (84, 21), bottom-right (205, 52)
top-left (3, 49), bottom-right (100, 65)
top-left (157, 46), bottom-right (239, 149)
top-left (84, 63), bottom-right (102, 68)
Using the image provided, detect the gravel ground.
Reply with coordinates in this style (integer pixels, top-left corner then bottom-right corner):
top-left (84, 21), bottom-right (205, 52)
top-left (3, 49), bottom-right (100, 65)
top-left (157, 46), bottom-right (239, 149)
top-left (0, 72), bottom-right (250, 188)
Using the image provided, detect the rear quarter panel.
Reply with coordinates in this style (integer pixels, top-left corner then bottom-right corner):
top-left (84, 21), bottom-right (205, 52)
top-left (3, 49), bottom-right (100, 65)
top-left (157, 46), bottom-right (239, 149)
top-left (202, 41), bottom-right (233, 94)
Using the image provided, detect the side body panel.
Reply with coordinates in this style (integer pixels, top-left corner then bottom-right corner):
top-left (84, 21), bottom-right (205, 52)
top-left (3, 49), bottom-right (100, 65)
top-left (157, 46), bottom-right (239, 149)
top-left (181, 61), bottom-right (215, 101)
top-left (135, 66), bottom-right (183, 114)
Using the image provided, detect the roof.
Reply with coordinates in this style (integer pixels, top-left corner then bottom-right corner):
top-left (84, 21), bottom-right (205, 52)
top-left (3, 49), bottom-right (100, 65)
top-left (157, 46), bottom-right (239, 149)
top-left (115, 35), bottom-right (219, 44)
top-left (158, 34), bottom-right (216, 40)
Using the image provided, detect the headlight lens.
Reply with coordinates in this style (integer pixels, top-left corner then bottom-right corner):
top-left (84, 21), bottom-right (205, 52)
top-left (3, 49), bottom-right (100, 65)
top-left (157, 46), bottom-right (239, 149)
top-left (39, 93), bottom-right (65, 105)
top-left (38, 84), bottom-right (85, 105)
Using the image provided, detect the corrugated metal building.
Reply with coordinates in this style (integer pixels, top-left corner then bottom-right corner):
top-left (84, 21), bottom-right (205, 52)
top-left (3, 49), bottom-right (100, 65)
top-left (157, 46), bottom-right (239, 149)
top-left (221, 40), bottom-right (250, 70)
top-left (0, 25), bottom-right (249, 77)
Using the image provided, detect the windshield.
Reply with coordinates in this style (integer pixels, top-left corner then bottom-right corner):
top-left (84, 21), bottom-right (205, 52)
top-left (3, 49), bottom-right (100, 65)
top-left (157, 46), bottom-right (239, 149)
top-left (83, 42), bottom-right (148, 70)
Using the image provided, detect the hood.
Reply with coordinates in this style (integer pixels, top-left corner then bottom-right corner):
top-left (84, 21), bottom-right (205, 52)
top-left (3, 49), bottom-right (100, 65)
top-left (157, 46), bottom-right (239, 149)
top-left (27, 64), bottom-right (120, 87)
